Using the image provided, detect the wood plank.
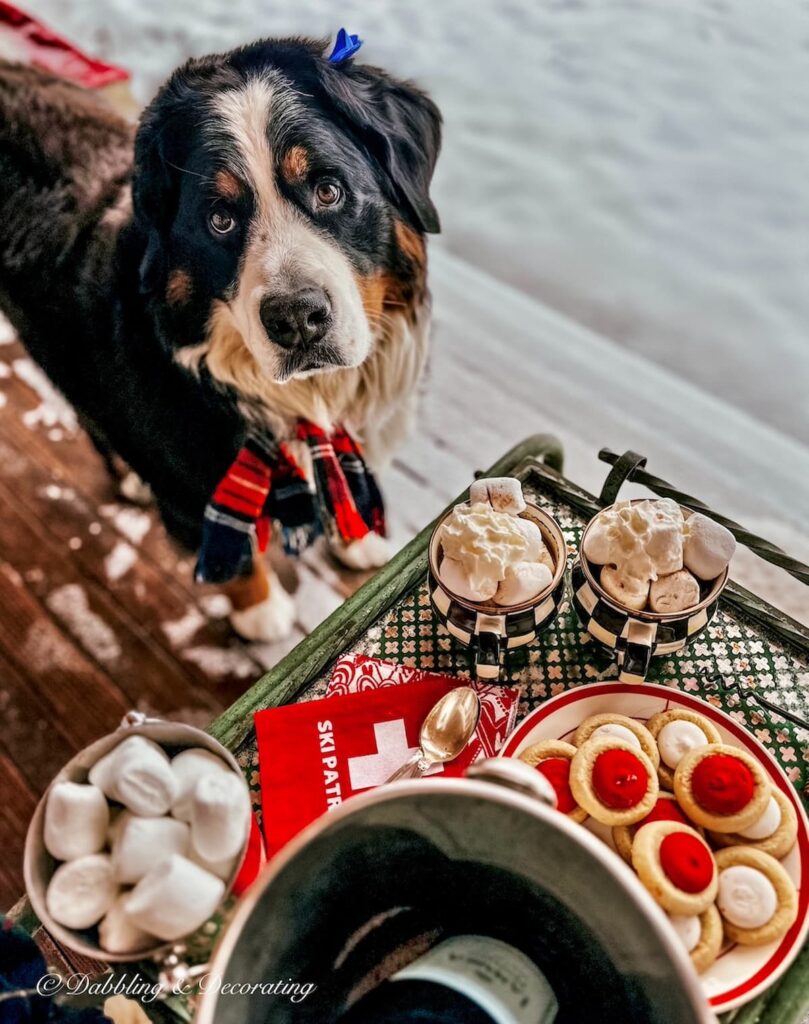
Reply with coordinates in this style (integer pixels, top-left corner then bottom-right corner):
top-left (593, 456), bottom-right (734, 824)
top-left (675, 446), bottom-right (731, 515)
top-left (0, 561), bottom-right (130, 745)
top-left (0, 750), bottom-right (38, 912)
top-left (0, 479), bottom-right (228, 716)
top-left (0, 647), bottom-right (81, 793)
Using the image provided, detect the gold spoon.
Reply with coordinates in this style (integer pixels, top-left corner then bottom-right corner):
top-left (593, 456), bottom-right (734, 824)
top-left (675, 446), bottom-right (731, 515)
top-left (386, 687), bottom-right (481, 783)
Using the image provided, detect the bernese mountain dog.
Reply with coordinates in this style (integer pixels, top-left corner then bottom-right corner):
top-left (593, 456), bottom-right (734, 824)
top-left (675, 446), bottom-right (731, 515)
top-left (0, 38), bottom-right (441, 642)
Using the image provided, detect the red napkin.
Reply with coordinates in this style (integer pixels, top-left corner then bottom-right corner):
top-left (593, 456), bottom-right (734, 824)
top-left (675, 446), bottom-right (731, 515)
top-left (255, 658), bottom-right (520, 857)
top-left (231, 815), bottom-right (266, 896)
top-left (328, 654), bottom-right (520, 758)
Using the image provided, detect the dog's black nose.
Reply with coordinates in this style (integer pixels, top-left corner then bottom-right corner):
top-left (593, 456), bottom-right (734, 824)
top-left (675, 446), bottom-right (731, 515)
top-left (259, 288), bottom-right (332, 349)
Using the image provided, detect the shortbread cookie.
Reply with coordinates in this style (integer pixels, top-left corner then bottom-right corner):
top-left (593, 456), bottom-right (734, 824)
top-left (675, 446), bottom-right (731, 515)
top-left (715, 847), bottom-right (798, 945)
top-left (674, 745), bottom-right (770, 833)
top-left (612, 793), bottom-right (693, 864)
top-left (646, 709), bottom-right (722, 790)
top-left (668, 904), bottom-right (723, 974)
top-left (599, 565), bottom-right (650, 612)
top-left (574, 713), bottom-right (659, 767)
top-left (708, 787), bottom-right (798, 861)
top-left (518, 740), bottom-right (588, 823)
top-left (632, 821), bottom-right (718, 915)
top-left (648, 569), bottom-right (700, 614)
top-left (569, 737), bottom-right (658, 826)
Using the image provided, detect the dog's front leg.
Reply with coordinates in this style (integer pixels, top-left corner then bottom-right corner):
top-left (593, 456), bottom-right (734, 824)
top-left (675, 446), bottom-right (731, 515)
top-left (329, 532), bottom-right (391, 571)
top-left (223, 559), bottom-right (296, 643)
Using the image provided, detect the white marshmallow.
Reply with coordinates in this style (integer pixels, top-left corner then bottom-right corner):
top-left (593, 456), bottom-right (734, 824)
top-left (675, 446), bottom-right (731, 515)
top-left (494, 561), bottom-right (552, 607)
top-left (112, 814), bottom-right (190, 884)
top-left (44, 782), bottom-right (109, 862)
top-left (89, 736), bottom-right (154, 797)
top-left (649, 569), bottom-right (700, 613)
top-left (600, 565), bottom-right (650, 611)
top-left (512, 517), bottom-right (543, 562)
top-left (190, 771), bottom-right (251, 863)
top-left (537, 540), bottom-right (555, 574)
top-left (170, 748), bottom-right (234, 822)
top-left (439, 555), bottom-right (498, 603)
top-left (646, 521), bottom-right (683, 577)
top-left (188, 846), bottom-right (239, 881)
top-left (124, 854), bottom-right (225, 942)
top-left (89, 736), bottom-right (176, 816)
top-left (46, 854), bottom-right (118, 930)
top-left (98, 894), bottom-right (156, 954)
top-left (683, 513), bottom-right (736, 581)
top-left (469, 477), bottom-right (526, 516)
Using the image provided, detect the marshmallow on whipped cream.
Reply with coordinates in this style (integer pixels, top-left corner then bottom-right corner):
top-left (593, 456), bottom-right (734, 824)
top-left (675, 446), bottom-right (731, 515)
top-left (438, 479), bottom-right (554, 606)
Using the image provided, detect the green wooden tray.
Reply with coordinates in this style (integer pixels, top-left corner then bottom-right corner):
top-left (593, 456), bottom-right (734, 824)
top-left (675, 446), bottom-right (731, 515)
top-left (210, 434), bottom-right (809, 1024)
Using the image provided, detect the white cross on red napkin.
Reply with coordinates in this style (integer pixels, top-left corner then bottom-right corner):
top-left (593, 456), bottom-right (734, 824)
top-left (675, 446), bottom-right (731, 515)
top-left (255, 657), bottom-right (521, 857)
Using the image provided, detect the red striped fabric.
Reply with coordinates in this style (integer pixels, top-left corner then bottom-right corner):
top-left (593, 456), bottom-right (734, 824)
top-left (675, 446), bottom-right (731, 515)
top-left (212, 448), bottom-right (272, 519)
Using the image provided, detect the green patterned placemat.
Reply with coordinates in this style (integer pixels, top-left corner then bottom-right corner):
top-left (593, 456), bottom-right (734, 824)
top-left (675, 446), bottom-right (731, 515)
top-left (236, 476), bottom-right (809, 798)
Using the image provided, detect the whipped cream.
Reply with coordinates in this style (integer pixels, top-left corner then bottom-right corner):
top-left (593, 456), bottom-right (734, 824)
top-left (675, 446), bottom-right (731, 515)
top-left (584, 499), bottom-right (684, 581)
top-left (439, 502), bottom-right (544, 596)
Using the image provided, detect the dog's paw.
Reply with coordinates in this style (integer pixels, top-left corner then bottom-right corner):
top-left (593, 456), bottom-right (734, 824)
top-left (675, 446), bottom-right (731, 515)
top-left (229, 578), bottom-right (296, 643)
top-left (119, 471), bottom-right (153, 506)
top-left (330, 532), bottom-right (391, 571)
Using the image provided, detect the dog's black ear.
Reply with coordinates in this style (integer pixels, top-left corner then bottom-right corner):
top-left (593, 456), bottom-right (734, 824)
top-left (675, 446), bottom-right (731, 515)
top-left (132, 66), bottom-right (206, 294)
top-left (132, 103), bottom-right (175, 294)
top-left (318, 60), bottom-right (442, 234)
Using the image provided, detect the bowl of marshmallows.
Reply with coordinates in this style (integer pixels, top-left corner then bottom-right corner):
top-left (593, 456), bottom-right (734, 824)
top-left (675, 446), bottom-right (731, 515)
top-left (24, 713), bottom-right (251, 962)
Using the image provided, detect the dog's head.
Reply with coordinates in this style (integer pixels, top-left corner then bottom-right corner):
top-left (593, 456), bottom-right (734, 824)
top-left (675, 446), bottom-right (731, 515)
top-left (133, 38), bottom-right (441, 385)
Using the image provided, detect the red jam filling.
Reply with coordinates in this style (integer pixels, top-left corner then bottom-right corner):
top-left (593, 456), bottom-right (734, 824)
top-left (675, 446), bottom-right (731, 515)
top-left (659, 832), bottom-right (714, 893)
top-left (592, 749), bottom-right (648, 809)
top-left (638, 797), bottom-right (689, 828)
top-left (536, 757), bottom-right (577, 814)
top-left (691, 753), bottom-right (754, 815)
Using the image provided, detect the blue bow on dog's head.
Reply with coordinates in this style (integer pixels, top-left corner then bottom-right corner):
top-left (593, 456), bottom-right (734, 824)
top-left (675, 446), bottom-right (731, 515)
top-left (328, 28), bottom-right (363, 64)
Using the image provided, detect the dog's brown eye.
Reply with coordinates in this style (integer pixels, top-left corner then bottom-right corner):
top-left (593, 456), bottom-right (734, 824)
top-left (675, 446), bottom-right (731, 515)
top-left (314, 181), bottom-right (342, 208)
top-left (209, 210), bottom-right (236, 234)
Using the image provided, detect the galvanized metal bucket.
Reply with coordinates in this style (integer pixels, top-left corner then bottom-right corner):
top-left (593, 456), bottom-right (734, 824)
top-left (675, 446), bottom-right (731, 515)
top-left (24, 712), bottom-right (250, 964)
top-left (195, 759), bottom-right (713, 1024)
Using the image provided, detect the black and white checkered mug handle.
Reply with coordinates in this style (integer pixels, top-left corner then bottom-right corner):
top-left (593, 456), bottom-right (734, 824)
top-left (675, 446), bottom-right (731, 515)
top-left (474, 625), bottom-right (504, 681)
top-left (616, 620), bottom-right (656, 684)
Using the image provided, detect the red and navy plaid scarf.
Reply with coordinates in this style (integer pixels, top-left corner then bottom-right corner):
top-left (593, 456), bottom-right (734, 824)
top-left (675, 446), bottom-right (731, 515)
top-left (195, 422), bottom-right (386, 584)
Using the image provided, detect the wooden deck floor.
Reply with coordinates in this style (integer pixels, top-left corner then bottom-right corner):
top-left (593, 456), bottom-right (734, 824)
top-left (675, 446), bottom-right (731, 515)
top-left (0, 326), bottom-right (401, 909)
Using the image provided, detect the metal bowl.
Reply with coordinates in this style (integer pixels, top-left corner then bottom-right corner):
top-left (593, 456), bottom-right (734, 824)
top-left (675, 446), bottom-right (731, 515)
top-left (23, 712), bottom-right (249, 963)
